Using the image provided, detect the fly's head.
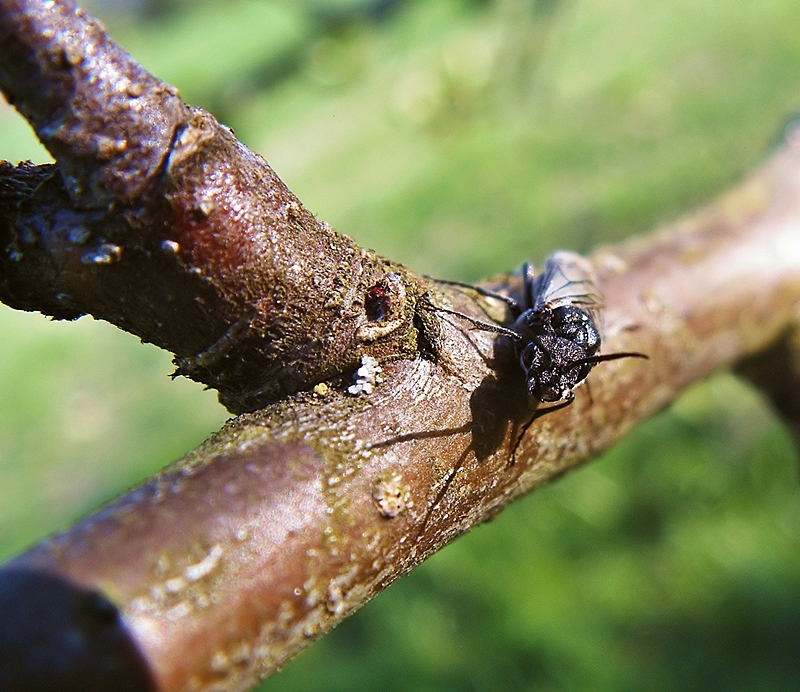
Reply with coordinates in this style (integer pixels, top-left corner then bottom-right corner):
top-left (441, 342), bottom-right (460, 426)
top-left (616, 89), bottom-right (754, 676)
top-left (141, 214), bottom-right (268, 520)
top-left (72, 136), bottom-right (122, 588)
top-left (519, 334), bottom-right (595, 403)
top-left (511, 304), bottom-right (601, 403)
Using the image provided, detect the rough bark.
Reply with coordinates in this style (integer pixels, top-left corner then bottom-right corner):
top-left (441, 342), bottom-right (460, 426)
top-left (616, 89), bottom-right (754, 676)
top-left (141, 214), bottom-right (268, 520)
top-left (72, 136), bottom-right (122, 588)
top-left (0, 0), bottom-right (419, 413)
top-left (0, 2), bottom-right (798, 692)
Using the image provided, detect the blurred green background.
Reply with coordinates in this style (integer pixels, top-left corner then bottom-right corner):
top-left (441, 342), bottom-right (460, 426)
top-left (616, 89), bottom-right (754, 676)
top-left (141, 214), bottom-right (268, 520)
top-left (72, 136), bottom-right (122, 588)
top-left (1, 0), bottom-right (799, 689)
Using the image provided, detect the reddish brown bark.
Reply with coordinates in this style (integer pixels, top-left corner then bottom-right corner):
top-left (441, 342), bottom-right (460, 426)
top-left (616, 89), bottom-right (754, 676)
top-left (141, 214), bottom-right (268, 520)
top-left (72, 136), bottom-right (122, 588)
top-left (0, 0), bottom-right (419, 413)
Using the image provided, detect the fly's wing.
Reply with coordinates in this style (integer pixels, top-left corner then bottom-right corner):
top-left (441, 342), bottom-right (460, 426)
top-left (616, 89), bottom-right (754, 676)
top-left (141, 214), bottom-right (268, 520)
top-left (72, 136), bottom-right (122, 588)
top-left (532, 250), bottom-right (604, 323)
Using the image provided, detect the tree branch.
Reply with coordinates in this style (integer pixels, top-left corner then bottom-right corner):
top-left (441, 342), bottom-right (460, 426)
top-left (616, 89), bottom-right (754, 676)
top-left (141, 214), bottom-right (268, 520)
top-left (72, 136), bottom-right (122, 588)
top-left (0, 0), bottom-right (418, 413)
top-left (0, 2), bottom-right (798, 692)
top-left (3, 140), bottom-right (799, 689)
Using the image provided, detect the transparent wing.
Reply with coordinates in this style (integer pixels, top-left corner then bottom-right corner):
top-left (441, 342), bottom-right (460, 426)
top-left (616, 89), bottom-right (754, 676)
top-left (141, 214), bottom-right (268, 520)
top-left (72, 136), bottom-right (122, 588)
top-left (531, 250), bottom-right (604, 320)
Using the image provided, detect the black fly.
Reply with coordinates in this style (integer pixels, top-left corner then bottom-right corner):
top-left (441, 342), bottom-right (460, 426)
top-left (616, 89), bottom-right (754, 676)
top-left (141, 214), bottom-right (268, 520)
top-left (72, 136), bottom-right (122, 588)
top-left (426, 250), bottom-right (647, 458)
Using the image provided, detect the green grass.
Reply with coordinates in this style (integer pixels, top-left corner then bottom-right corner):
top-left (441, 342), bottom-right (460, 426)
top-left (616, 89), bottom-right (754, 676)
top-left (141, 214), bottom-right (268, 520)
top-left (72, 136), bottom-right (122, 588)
top-left (2, 0), bottom-right (799, 690)
top-left (0, 309), bottom-right (227, 557)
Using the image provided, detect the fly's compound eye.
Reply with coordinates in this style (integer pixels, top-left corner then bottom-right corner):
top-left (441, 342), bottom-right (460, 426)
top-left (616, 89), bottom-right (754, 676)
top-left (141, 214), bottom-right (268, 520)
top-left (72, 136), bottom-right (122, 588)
top-left (550, 306), bottom-right (600, 354)
top-left (520, 341), bottom-right (545, 372)
top-left (550, 305), bottom-right (586, 324)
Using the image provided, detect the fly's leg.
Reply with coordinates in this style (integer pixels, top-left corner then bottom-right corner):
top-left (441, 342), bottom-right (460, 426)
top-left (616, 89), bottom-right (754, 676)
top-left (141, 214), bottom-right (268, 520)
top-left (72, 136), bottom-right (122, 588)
top-left (521, 261), bottom-right (536, 310)
top-left (509, 392), bottom-right (575, 465)
top-left (426, 276), bottom-right (521, 316)
top-left (417, 294), bottom-right (522, 342)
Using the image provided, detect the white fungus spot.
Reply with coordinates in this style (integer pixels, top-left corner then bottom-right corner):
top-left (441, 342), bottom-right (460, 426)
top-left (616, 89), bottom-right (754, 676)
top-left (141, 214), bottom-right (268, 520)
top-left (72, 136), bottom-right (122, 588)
top-left (347, 355), bottom-right (383, 396)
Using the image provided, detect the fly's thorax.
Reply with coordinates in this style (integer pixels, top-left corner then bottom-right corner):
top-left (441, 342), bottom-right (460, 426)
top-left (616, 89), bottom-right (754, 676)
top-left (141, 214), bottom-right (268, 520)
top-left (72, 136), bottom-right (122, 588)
top-left (548, 305), bottom-right (601, 355)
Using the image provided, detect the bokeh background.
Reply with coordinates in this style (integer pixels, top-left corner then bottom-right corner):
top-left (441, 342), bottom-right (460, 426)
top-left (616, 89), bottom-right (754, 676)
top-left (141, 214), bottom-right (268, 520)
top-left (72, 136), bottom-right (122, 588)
top-left (1, 0), bottom-right (799, 690)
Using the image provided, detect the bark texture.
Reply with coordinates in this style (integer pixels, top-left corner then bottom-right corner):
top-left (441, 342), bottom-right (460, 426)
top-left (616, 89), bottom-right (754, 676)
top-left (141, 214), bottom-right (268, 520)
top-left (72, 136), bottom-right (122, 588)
top-left (0, 0), bottom-right (419, 413)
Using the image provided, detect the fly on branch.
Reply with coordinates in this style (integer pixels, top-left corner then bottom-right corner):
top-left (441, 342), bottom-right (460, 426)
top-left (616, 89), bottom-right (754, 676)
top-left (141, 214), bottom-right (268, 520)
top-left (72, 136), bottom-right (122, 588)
top-left (423, 250), bottom-right (648, 458)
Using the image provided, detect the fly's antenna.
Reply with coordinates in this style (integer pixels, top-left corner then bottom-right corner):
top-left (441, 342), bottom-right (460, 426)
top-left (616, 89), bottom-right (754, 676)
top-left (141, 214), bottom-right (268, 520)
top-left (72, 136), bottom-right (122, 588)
top-left (417, 294), bottom-right (522, 341)
top-left (581, 351), bottom-right (649, 366)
